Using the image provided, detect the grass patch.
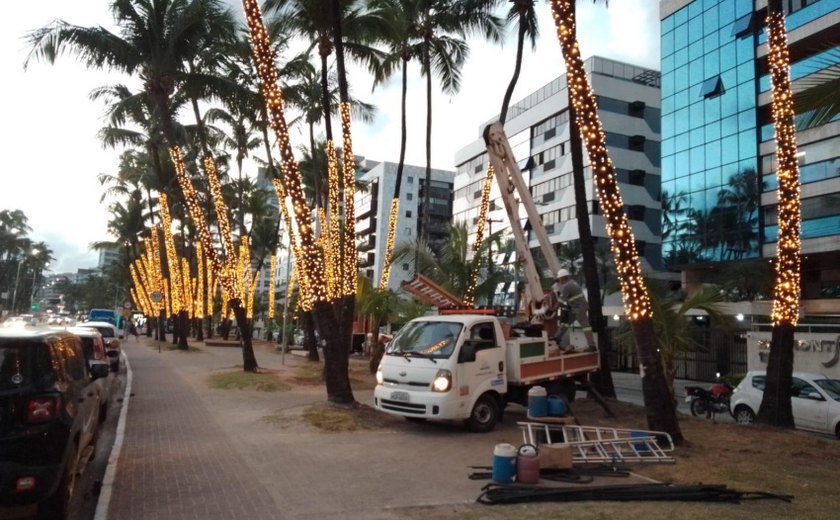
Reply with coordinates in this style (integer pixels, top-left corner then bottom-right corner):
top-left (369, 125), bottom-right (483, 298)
top-left (208, 370), bottom-right (291, 392)
top-left (301, 402), bottom-right (401, 432)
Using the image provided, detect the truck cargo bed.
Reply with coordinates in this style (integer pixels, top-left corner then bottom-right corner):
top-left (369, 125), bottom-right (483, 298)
top-left (505, 336), bottom-right (599, 384)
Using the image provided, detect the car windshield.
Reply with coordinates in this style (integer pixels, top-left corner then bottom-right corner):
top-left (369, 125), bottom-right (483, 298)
top-left (814, 379), bottom-right (840, 401)
top-left (385, 321), bottom-right (463, 359)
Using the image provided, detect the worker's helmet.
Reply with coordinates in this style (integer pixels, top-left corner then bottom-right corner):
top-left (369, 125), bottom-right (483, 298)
top-left (555, 268), bottom-right (571, 279)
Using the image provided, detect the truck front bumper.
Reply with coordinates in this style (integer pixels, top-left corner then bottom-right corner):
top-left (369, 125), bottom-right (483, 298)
top-left (373, 385), bottom-right (468, 421)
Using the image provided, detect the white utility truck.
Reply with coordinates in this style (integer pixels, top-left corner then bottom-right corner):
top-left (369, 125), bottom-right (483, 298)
top-left (374, 123), bottom-right (601, 432)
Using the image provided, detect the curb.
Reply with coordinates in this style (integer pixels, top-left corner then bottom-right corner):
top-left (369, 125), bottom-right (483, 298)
top-left (93, 351), bottom-right (133, 520)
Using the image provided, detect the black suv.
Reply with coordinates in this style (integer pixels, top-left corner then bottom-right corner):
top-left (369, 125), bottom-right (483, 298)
top-left (0, 329), bottom-right (108, 519)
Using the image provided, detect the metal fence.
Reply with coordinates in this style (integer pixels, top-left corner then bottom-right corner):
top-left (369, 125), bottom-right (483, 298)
top-left (604, 328), bottom-right (748, 383)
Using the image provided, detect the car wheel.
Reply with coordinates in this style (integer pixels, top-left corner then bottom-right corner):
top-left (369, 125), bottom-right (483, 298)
top-left (465, 394), bottom-right (499, 433)
top-left (733, 405), bottom-right (756, 425)
top-left (690, 398), bottom-right (708, 417)
top-left (38, 443), bottom-right (78, 520)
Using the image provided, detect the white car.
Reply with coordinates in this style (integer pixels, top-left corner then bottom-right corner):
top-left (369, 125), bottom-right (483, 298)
top-left (78, 321), bottom-right (121, 372)
top-left (730, 371), bottom-right (840, 438)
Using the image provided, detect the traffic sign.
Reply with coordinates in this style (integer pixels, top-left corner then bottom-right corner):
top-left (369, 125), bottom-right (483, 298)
top-left (123, 301), bottom-right (132, 309)
top-left (150, 291), bottom-right (164, 303)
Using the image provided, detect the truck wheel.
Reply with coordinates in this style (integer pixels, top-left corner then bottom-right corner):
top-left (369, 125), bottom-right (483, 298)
top-left (466, 394), bottom-right (499, 433)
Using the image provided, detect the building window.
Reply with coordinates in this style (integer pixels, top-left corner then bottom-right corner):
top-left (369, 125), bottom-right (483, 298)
top-left (700, 76), bottom-right (725, 99)
top-left (407, 193), bottom-right (413, 200)
top-left (629, 100), bottom-right (645, 118)
top-left (406, 210), bottom-right (412, 218)
top-left (732, 13), bottom-right (756, 39)
top-left (402, 263), bottom-right (409, 271)
top-left (629, 135), bottom-right (646, 152)
top-left (407, 176), bottom-right (414, 183)
top-left (629, 169), bottom-right (646, 186)
top-left (405, 227), bottom-right (411, 235)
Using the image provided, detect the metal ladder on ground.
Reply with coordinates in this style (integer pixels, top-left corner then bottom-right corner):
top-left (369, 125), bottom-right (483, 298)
top-left (517, 422), bottom-right (675, 464)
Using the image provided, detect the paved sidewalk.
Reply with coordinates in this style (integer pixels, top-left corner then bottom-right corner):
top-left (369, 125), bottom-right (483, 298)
top-left (104, 339), bottom-right (660, 520)
top-left (105, 340), bottom-right (281, 519)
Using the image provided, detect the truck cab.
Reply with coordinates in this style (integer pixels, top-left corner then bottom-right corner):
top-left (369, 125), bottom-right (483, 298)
top-left (374, 314), bottom-right (507, 433)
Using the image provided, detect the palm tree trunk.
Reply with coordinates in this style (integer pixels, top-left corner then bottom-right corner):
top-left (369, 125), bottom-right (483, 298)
top-left (313, 301), bottom-right (354, 404)
top-left (177, 310), bottom-right (189, 350)
top-left (756, 0), bottom-right (799, 429)
top-left (422, 49), bottom-right (433, 247)
top-left (302, 310), bottom-right (319, 362)
top-left (231, 299), bottom-right (258, 372)
top-left (499, 19), bottom-right (527, 124)
top-left (551, 0), bottom-right (679, 441)
top-left (566, 16), bottom-right (615, 399)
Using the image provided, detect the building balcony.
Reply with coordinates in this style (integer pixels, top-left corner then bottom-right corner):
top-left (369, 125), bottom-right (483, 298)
top-left (358, 252), bottom-right (376, 268)
top-left (358, 236), bottom-right (376, 252)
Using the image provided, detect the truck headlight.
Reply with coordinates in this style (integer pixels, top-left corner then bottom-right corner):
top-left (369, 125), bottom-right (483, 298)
top-left (432, 369), bottom-right (452, 392)
top-left (376, 369), bottom-right (383, 385)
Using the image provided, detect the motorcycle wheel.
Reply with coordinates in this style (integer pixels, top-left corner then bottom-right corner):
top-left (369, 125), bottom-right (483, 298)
top-left (690, 398), bottom-right (708, 417)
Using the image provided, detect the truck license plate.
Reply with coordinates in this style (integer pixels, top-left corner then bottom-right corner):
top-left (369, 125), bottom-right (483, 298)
top-left (391, 391), bottom-right (410, 402)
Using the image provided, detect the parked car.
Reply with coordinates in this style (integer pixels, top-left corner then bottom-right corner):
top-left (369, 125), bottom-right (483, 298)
top-left (731, 371), bottom-right (840, 438)
top-left (67, 327), bottom-right (112, 422)
top-left (77, 321), bottom-right (121, 372)
top-left (0, 329), bottom-right (108, 519)
top-left (86, 308), bottom-right (116, 326)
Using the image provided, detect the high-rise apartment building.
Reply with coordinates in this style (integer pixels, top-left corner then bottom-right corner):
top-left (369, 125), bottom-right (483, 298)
top-left (453, 56), bottom-right (662, 306)
top-left (660, 0), bottom-right (840, 305)
top-left (355, 161), bottom-right (455, 292)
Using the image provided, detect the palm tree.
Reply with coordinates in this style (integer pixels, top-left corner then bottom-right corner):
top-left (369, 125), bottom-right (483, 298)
top-left (793, 47), bottom-right (840, 129)
top-left (617, 283), bottom-right (735, 402)
top-left (26, 0), bottom-right (263, 369)
top-left (392, 221), bottom-right (507, 302)
top-left (414, 1), bottom-right (503, 245)
top-left (549, 0), bottom-right (681, 442)
top-left (756, 0), bottom-right (802, 430)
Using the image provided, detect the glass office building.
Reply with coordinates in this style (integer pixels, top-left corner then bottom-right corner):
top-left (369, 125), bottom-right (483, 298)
top-left (660, 0), bottom-right (840, 300)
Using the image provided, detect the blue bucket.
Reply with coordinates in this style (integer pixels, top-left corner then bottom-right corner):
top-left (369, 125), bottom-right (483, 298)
top-left (630, 431), bottom-right (650, 452)
top-left (528, 386), bottom-right (548, 417)
top-left (492, 443), bottom-right (517, 483)
top-left (547, 396), bottom-right (566, 417)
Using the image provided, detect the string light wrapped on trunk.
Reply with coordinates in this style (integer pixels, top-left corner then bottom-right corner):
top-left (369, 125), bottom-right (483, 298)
top-left (379, 198), bottom-right (399, 290)
top-left (242, 0), bottom-right (326, 306)
top-left (464, 164), bottom-right (495, 306)
top-left (159, 193), bottom-right (183, 315)
top-left (549, 0), bottom-right (651, 322)
top-left (766, 8), bottom-right (802, 326)
top-left (268, 255), bottom-right (276, 320)
top-left (339, 101), bottom-right (358, 297)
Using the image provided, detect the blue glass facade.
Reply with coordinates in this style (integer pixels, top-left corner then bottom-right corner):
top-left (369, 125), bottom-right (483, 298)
top-left (661, 0), bottom-right (760, 266)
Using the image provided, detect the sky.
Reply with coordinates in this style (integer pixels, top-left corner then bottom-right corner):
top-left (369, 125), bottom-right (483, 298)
top-left (0, 0), bottom-right (660, 275)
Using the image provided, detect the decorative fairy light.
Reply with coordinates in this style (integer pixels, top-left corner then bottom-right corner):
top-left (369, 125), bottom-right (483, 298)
top-left (248, 271), bottom-right (260, 319)
top-left (159, 193), bottom-right (183, 313)
top-left (164, 278), bottom-right (172, 318)
top-left (326, 140), bottom-right (341, 301)
top-left (766, 8), bottom-right (802, 326)
top-left (195, 243), bottom-right (205, 320)
top-left (242, 0), bottom-right (326, 305)
top-left (339, 102), bottom-right (358, 297)
top-left (206, 257), bottom-right (215, 319)
top-left (270, 179), bottom-right (312, 309)
top-left (203, 156), bottom-right (236, 259)
top-left (550, 0), bottom-right (651, 321)
top-left (181, 257), bottom-right (193, 319)
top-left (379, 198), bottom-right (400, 290)
top-left (169, 147), bottom-right (238, 300)
top-left (268, 255), bottom-right (276, 320)
top-left (464, 164), bottom-right (495, 306)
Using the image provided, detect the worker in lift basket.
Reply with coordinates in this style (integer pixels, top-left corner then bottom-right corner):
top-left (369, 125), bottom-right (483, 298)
top-left (551, 269), bottom-right (596, 352)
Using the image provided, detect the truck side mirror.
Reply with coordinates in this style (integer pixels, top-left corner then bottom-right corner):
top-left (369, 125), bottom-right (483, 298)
top-left (458, 342), bottom-right (476, 363)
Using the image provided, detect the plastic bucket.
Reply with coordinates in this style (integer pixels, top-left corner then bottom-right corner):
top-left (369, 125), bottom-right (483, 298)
top-left (547, 395), bottom-right (566, 417)
top-left (630, 431), bottom-right (650, 452)
top-left (527, 386), bottom-right (548, 417)
top-left (492, 443), bottom-right (517, 483)
top-left (516, 444), bottom-right (540, 484)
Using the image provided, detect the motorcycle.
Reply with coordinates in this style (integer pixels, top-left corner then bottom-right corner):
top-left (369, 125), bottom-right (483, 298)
top-left (684, 374), bottom-right (734, 421)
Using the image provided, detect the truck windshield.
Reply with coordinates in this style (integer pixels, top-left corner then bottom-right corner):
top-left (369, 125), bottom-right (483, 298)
top-left (386, 321), bottom-right (463, 359)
